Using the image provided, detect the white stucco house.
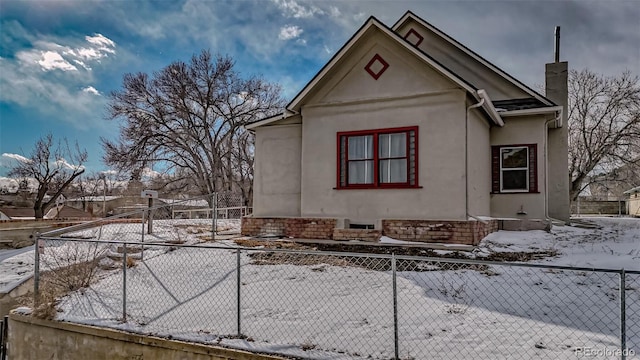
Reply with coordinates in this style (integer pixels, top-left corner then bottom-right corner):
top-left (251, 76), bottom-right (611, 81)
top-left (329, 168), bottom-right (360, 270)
top-left (242, 11), bottom-right (570, 245)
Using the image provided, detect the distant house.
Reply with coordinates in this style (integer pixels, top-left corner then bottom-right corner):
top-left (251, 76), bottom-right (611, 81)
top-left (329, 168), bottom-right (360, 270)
top-left (66, 196), bottom-right (123, 217)
top-left (625, 186), bottom-right (640, 217)
top-left (242, 11), bottom-right (570, 245)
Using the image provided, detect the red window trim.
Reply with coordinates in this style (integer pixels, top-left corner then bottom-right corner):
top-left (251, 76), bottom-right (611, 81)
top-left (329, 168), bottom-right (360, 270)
top-left (491, 143), bottom-right (538, 194)
top-left (336, 126), bottom-right (419, 189)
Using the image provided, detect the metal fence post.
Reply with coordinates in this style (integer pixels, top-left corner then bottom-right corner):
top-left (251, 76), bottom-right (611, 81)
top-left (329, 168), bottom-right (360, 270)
top-left (212, 193), bottom-right (217, 241)
top-left (141, 210), bottom-right (145, 261)
top-left (620, 269), bottom-right (626, 360)
top-left (1, 315), bottom-right (7, 360)
top-left (122, 242), bottom-right (127, 322)
top-left (236, 248), bottom-right (241, 336)
top-left (34, 234), bottom-right (41, 305)
top-left (392, 253), bottom-right (399, 360)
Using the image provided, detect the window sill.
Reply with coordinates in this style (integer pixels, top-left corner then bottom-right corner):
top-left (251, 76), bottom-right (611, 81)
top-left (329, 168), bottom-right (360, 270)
top-left (491, 191), bottom-right (540, 194)
top-left (334, 185), bottom-right (423, 190)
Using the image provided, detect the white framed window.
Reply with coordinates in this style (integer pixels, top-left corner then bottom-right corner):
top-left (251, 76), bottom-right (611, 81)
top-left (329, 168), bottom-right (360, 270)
top-left (500, 147), bottom-right (529, 192)
top-left (492, 144), bottom-right (537, 193)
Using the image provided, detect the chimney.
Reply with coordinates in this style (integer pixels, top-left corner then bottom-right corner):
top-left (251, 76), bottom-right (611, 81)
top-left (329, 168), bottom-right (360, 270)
top-left (545, 25), bottom-right (570, 222)
top-left (554, 26), bottom-right (561, 63)
top-left (545, 25), bottom-right (567, 124)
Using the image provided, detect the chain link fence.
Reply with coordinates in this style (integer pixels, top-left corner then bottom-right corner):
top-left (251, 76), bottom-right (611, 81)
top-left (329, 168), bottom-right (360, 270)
top-left (31, 226), bottom-right (639, 359)
top-left (170, 192), bottom-right (250, 220)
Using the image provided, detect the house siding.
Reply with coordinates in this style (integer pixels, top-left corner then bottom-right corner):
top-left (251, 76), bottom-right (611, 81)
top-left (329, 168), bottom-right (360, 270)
top-left (252, 122), bottom-right (302, 217)
top-left (300, 90), bottom-right (468, 222)
top-left (467, 106), bottom-right (491, 217)
top-left (490, 115), bottom-right (547, 219)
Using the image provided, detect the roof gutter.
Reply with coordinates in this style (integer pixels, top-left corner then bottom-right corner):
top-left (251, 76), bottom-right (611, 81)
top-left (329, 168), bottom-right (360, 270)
top-left (500, 106), bottom-right (564, 126)
top-left (476, 89), bottom-right (504, 127)
top-left (244, 109), bottom-right (299, 131)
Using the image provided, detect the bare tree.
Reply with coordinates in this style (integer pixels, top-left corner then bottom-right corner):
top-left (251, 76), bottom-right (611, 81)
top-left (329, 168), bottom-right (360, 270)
top-left (568, 69), bottom-right (640, 201)
top-left (7, 134), bottom-right (87, 219)
top-left (102, 50), bottom-right (284, 200)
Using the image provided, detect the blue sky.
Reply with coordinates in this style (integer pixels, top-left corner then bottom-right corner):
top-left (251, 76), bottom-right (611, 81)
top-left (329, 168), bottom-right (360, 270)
top-left (1, 0), bottom-right (639, 176)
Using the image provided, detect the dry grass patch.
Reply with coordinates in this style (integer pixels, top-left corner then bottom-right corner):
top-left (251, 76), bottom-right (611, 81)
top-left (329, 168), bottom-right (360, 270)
top-left (23, 259), bottom-right (104, 320)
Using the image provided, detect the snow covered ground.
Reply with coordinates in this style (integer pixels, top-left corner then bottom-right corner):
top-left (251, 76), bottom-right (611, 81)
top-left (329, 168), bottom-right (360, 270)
top-left (0, 219), bottom-right (239, 292)
top-left (2, 217), bottom-right (639, 358)
top-left (476, 217), bottom-right (640, 270)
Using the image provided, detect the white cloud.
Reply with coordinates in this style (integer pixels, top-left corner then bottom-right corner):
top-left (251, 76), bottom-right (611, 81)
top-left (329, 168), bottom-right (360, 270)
top-left (279, 25), bottom-right (303, 40)
top-left (85, 34), bottom-right (116, 50)
top-left (38, 51), bottom-right (78, 71)
top-left (0, 57), bottom-right (108, 129)
top-left (141, 167), bottom-right (162, 180)
top-left (82, 86), bottom-right (101, 96)
top-left (73, 59), bottom-right (91, 70)
top-left (2, 153), bottom-right (32, 164)
top-left (0, 30), bottom-right (115, 129)
top-left (55, 158), bottom-right (85, 172)
top-left (272, 0), bottom-right (323, 18)
top-left (329, 6), bottom-right (341, 18)
top-left (15, 34), bottom-right (116, 73)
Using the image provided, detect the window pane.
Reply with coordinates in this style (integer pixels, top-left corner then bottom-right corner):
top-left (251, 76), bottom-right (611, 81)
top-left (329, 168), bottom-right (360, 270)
top-left (380, 159), bottom-right (407, 183)
top-left (502, 169), bottom-right (528, 190)
top-left (349, 160), bottom-right (374, 184)
top-left (348, 135), bottom-right (373, 160)
top-left (501, 147), bottom-right (528, 168)
top-left (379, 133), bottom-right (406, 158)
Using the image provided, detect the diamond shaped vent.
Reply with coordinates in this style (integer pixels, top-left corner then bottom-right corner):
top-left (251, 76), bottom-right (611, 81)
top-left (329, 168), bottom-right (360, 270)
top-left (364, 54), bottom-right (389, 80)
top-left (404, 28), bottom-right (424, 47)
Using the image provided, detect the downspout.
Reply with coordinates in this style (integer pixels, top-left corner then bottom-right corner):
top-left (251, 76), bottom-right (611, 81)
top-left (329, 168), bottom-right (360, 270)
top-left (466, 97), bottom-right (485, 225)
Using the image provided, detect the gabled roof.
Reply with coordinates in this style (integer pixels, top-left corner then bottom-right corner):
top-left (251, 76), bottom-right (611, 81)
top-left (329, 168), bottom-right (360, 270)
top-left (392, 11), bottom-right (555, 107)
top-left (248, 13), bottom-right (531, 130)
top-left (287, 16), bottom-right (479, 112)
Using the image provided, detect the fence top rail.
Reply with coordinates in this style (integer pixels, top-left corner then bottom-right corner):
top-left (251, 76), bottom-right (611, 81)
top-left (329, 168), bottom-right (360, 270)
top-left (36, 236), bottom-right (640, 274)
top-left (39, 194), bottom-right (216, 237)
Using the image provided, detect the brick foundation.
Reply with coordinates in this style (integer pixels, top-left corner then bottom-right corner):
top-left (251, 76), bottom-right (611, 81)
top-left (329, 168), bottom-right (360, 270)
top-left (333, 229), bottom-right (381, 242)
top-left (242, 217), bottom-right (498, 245)
top-left (382, 219), bottom-right (499, 245)
top-left (241, 217), bottom-right (336, 239)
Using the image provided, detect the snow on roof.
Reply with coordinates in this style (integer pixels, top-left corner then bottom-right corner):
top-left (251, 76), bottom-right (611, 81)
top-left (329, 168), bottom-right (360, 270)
top-left (160, 199), bottom-right (210, 208)
top-left (623, 185), bottom-right (640, 195)
top-left (67, 196), bottom-right (122, 202)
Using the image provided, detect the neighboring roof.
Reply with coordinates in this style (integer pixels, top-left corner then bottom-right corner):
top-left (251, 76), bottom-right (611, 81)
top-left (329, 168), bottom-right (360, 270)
top-left (67, 196), bottom-right (121, 202)
top-left (624, 186), bottom-right (640, 195)
top-left (392, 11), bottom-right (555, 107)
top-left (0, 207), bottom-right (36, 218)
top-left (160, 199), bottom-right (210, 208)
top-left (286, 16), bottom-right (478, 113)
top-left (45, 206), bottom-right (94, 219)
